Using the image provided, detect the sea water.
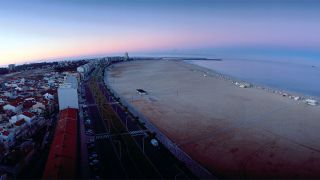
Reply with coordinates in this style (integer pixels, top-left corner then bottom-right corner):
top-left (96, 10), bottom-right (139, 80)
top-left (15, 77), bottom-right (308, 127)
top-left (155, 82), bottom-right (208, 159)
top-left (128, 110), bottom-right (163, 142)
top-left (188, 59), bottom-right (320, 97)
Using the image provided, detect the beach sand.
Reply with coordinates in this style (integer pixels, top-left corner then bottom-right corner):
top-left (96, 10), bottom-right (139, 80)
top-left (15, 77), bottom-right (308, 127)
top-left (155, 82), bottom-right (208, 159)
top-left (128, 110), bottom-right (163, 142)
top-left (107, 60), bottom-right (320, 178)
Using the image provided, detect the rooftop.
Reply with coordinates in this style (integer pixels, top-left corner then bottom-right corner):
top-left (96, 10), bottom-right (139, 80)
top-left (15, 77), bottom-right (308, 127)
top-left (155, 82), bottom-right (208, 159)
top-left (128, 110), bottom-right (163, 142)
top-left (43, 108), bottom-right (78, 179)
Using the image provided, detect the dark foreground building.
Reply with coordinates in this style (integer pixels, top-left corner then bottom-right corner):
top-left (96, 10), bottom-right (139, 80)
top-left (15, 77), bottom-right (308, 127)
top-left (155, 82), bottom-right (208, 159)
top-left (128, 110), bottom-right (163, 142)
top-left (43, 108), bottom-right (78, 179)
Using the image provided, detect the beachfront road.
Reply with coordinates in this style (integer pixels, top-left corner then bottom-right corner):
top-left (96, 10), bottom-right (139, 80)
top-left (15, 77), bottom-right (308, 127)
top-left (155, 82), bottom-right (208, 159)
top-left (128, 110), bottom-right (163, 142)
top-left (80, 67), bottom-right (194, 179)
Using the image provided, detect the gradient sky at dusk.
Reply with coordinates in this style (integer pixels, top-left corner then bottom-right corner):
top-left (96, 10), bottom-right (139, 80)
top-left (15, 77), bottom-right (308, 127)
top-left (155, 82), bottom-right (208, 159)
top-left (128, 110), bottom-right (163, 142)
top-left (1, 0), bottom-right (320, 66)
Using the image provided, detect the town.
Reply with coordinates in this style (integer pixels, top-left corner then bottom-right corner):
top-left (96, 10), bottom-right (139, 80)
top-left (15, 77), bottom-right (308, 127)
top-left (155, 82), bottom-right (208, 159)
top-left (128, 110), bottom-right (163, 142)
top-left (0, 60), bottom-right (90, 178)
top-left (0, 54), bottom-right (200, 179)
top-left (2, 1), bottom-right (320, 179)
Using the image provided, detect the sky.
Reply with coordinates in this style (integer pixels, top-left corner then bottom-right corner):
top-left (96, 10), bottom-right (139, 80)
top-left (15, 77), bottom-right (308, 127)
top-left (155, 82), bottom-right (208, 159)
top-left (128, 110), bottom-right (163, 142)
top-left (0, 0), bottom-right (320, 66)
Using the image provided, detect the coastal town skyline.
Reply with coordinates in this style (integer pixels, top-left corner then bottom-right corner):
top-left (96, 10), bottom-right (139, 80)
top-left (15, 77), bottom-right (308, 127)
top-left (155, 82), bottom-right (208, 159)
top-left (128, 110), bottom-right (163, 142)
top-left (0, 1), bottom-right (320, 178)
top-left (1, 0), bottom-right (320, 66)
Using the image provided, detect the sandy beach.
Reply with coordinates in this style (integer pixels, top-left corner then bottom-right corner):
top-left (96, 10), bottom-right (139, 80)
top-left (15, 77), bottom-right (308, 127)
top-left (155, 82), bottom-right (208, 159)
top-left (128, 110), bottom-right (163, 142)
top-left (106, 60), bottom-right (320, 178)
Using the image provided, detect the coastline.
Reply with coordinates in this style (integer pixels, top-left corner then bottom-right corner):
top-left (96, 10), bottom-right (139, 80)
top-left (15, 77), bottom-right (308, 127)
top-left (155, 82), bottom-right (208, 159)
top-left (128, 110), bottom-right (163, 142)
top-left (106, 59), bottom-right (320, 178)
top-left (186, 60), bottom-right (320, 104)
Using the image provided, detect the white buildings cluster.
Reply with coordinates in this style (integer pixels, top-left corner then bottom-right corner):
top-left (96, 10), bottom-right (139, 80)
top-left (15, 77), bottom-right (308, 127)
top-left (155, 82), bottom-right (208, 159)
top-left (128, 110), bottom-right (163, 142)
top-left (8, 64), bottom-right (15, 71)
top-left (77, 61), bottom-right (96, 79)
top-left (0, 60), bottom-right (91, 177)
top-left (0, 70), bottom-right (62, 149)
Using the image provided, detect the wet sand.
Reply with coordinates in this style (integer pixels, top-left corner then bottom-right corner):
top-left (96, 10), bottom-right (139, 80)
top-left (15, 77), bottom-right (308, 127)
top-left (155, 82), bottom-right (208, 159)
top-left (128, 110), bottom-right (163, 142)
top-left (106, 60), bottom-right (320, 178)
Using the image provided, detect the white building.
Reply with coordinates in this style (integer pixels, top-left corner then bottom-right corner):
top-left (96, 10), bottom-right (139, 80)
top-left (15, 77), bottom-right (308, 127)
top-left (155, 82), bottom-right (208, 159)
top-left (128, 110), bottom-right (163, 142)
top-left (43, 92), bottom-right (54, 100)
top-left (58, 83), bottom-right (79, 111)
top-left (9, 112), bottom-right (35, 125)
top-left (8, 64), bottom-right (15, 71)
top-left (65, 74), bottom-right (79, 89)
top-left (77, 61), bottom-right (96, 79)
top-left (32, 101), bottom-right (46, 113)
top-left (3, 103), bottom-right (23, 113)
top-left (20, 112), bottom-right (36, 124)
top-left (305, 99), bottom-right (318, 106)
top-left (0, 130), bottom-right (14, 147)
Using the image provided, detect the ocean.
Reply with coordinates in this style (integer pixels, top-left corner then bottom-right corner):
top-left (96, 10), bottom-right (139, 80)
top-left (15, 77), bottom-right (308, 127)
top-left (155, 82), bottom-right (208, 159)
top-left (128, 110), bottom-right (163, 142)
top-left (132, 48), bottom-right (320, 97)
top-left (188, 59), bottom-right (320, 97)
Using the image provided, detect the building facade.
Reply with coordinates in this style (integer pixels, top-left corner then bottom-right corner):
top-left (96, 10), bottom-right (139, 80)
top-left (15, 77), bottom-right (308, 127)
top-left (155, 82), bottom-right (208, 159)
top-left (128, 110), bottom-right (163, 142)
top-left (58, 84), bottom-right (79, 111)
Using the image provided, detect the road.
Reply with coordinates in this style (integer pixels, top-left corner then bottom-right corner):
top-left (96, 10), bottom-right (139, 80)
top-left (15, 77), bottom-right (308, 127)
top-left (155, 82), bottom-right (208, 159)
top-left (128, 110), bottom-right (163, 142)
top-left (79, 64), bottom-right (194, 179)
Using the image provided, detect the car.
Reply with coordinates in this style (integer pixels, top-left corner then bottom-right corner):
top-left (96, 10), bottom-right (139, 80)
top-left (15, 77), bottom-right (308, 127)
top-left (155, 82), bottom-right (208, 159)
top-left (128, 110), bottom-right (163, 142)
top-left (90, 153), bottom-right (98, 158)
top-left (150, 139), bottom-right (159, 147)
top-left (89, 156), bottom-right (98, 160)
top-left (89, 159), bottom-right (99, 166)
top-left (91, 159), bottom-right (99, 164)
top-left (90, 151), bottom-right (97, 155)
top-left (89, 162), bottom-right (98, 166)
top-left (85, 119), bottom-right (91, 125)
top-left (85, 129), bottom-right (95, 135)
top-left (87, 138), bottom-right (95, 144)
top-left (90, 151), bottom-right (98, 156)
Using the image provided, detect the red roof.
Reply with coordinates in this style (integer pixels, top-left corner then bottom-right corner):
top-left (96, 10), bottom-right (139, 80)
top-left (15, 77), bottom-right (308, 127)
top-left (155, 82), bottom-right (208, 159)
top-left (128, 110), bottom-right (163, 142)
top-left (23, 101), bottom-right (36, 109)
top-left (2, 131), bottom-right (9, 136)
top-left (0, 104), bottom-right (4, 111)
top-left (22, 111), bottom-right (35, 118)
top-left (43, 108), bottom-right (78, 179)
top-left (44, 89), bottom-right (57, 95)
top-left (9, 102), bottom-right (21, 107)
top-left (14, 119), bottom-right (26, 126)
top-left (41, 99), bottom-right (49, 106)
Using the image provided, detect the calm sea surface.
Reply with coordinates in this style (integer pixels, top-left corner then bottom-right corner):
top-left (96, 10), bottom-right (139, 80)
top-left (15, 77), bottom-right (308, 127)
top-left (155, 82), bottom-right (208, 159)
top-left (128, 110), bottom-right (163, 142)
top-left (188, 59), bottom-right (320, 97)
